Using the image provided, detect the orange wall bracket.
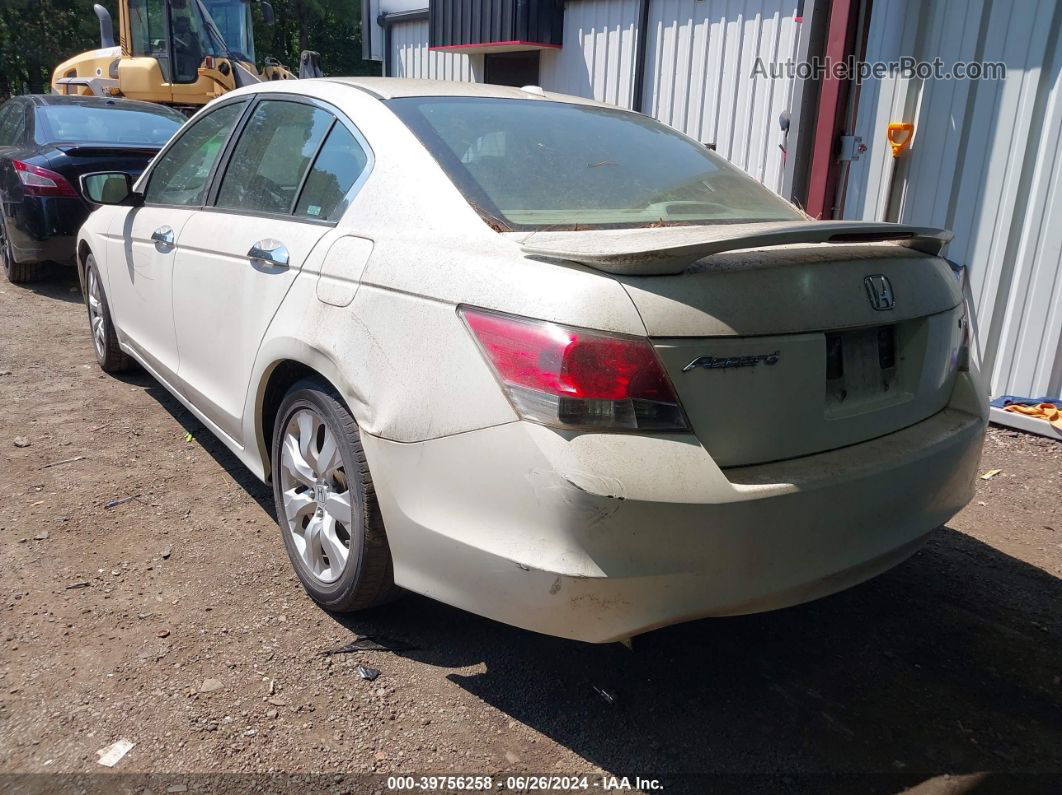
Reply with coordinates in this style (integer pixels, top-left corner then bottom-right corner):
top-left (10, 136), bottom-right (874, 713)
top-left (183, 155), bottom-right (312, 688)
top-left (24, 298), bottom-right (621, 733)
top-left (888, 123), bottom-right (914, 157)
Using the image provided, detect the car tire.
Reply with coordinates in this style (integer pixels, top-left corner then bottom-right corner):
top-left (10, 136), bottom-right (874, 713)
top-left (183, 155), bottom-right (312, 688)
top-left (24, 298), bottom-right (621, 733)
top-left (271, 379), bottom-right (399, 612)
top-left (0, 216), bottom-right (43, 284)
top-left (85, 254), bottom-right (132, 373)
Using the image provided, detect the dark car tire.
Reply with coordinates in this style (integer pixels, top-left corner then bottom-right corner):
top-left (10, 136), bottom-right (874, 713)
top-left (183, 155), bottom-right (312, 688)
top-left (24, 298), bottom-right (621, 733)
top-left (85, 254), bottom-right (132, 373)
top-left (271, 379), bottom-right (400, 612)
top-left (0, 216), bottom-right (43, 284)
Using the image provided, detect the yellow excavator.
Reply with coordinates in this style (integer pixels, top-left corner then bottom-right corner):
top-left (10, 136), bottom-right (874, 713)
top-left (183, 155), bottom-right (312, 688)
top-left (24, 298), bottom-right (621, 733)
top-left (51, 1), bottom-right (321, 110)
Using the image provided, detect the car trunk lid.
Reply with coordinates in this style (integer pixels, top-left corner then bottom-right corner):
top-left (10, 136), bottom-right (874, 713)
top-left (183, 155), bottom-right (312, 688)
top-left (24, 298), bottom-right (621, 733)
top-left (520, 222), bottom-right (966, 467)
top-left (43, 145), bottom-right (161, 200)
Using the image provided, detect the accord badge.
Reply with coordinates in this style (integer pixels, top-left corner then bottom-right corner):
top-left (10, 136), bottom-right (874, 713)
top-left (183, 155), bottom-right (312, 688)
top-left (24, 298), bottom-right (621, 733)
top-left (683, 351), bottom-right (780, 372)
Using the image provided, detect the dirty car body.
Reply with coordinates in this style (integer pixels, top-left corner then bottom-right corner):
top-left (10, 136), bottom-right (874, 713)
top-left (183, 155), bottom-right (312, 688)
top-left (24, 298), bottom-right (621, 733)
top-left (77, 78), bottom-right (988, 643)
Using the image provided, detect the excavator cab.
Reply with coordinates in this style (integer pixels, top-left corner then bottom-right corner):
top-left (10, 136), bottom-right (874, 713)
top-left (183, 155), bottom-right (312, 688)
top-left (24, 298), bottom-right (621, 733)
top-left (201, 0), bottom-right (259, 63)
top-left (128, 0), bottom-right (226, 84)
top-left (52, 1), bottom-right (294, 110)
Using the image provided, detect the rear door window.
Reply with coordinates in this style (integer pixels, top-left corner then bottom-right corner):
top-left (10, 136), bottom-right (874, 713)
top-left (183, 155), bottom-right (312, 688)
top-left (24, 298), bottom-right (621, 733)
top-left (215, 100), bottom-right (333, 216)
top-left (145, 100), bottom-right (245, 206)
top-left (293, 123), bottom-right (369, 221)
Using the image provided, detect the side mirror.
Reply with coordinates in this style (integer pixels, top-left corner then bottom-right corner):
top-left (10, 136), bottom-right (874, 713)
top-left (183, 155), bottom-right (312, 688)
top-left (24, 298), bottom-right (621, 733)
top-left (82, 172), bottom-right (140, 206)
top-left (259, 1), bottom-right (275, 25)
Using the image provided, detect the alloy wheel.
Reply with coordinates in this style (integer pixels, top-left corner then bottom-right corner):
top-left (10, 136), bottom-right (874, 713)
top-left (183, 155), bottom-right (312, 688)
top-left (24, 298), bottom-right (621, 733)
top-left (278, 408), bottom-right (353, 584)
top-left (87, 268), bottom-right (107, 360)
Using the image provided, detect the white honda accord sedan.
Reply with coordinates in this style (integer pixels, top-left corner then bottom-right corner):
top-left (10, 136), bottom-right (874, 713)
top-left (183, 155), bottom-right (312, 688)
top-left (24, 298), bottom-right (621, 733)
top-left (77, 78), bottom-right (987, 642)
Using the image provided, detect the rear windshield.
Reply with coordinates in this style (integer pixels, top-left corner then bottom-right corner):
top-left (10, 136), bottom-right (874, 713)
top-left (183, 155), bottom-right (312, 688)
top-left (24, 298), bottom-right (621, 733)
top-left (36, 104), bottom-right (185, 146)
top-left (386, 97), bottom-right (803, 231)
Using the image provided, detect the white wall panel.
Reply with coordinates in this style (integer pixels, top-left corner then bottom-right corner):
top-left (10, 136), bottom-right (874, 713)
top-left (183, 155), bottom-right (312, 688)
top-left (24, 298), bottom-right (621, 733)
top-left (391, 19), bottom-right (480, 81)
top-left (538, 0), bottom-right (641, 107)
top-left (844, 0), bottom-right (1062, 411)
top-left (986, 0), bottom-right (1062, 401)
top-left (641, 0), bottom-right (804, 191)
top-left (844, 0), bottom-right (944, 222)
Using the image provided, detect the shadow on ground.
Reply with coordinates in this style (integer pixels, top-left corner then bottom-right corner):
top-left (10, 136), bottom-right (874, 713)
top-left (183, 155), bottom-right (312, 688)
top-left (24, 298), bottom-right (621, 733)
top-left (9, 265), bottom-right (84, 304)
top-left (331, 532), bottom-right (1061, 790)
top-left (121, 369), bottom-right (276, 518)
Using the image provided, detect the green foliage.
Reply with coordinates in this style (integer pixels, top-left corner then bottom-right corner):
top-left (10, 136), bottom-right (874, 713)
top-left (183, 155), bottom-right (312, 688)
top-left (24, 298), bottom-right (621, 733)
top-left (0, 0), bottom-right (119, 97)
top-left (253, 0), bottom-right (379, 77)
top-left (0, 0), bottom-right (376, 100)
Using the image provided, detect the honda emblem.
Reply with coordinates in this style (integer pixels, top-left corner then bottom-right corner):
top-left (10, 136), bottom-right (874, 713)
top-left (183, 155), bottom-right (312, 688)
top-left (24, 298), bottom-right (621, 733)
top-left (864, 274), bottom-right (895, 311)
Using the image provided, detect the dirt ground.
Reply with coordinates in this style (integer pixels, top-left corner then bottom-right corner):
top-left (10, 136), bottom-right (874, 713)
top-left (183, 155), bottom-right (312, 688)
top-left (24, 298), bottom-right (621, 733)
top-left (0, 269), bottom-right (1059, 792)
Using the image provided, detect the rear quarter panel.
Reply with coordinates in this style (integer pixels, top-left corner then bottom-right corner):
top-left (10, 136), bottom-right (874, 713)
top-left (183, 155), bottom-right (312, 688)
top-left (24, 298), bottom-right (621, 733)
top-left (241, 83), bottom-right (648, 470)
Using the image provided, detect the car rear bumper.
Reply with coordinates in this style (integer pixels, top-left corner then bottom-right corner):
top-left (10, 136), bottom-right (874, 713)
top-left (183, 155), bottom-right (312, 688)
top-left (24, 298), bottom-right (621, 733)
top-left (362, 372), bottom-right (987, 643)
top-left (5, 196), bottom-right (86, 266)
top-left (9, 232), bottom-right (77, 267)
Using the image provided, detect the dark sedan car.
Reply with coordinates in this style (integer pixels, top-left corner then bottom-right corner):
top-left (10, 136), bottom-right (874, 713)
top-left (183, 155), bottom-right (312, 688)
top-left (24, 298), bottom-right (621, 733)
top-left (0, 95), bottom-right (185, 283)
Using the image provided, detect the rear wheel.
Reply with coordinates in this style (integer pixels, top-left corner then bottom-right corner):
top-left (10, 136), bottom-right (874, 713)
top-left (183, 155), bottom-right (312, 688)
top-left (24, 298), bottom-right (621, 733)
top-left (0, 216), bottom-right (43, 284)
top-left (85, 254), bottom-right (132, 373)
top-left (271, 379), bottom-right (398, 611)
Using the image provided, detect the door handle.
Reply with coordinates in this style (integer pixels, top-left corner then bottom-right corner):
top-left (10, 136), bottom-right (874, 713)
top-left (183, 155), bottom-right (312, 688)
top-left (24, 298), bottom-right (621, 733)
top-left (150, 226), bottom-right (174, 247)
top-left (247, 239), bottom-right (290, 268)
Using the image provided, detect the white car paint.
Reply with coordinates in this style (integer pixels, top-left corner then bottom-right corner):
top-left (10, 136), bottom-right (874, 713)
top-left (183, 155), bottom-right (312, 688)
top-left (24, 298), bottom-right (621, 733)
top-left (78, 77), bottom-right (988, 642)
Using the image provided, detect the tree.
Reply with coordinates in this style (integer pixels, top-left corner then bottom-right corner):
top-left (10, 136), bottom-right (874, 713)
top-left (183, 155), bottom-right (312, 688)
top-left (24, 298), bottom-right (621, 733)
top-left (254, 0), bottom-right (378, 77)
top-left (0, 0), bottom-right (117, 98)
top-left (0, 0), bottom-right (375, 101)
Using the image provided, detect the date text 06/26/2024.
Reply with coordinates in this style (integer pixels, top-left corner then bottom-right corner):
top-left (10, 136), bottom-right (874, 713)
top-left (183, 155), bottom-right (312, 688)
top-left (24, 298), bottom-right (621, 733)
top-left (385, 775), bottom-right (665, 791)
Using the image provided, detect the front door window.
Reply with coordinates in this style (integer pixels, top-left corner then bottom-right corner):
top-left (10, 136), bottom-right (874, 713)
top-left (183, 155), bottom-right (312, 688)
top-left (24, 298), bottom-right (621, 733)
top-left (145, 100), bottom-right (246, 206)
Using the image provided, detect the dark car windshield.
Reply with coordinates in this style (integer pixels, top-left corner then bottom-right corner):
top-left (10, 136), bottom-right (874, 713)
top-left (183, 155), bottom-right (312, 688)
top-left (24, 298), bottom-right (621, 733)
top-left (36, 104), bottom-right (185, 147)
top-left (386, 96), bottom-right (803, 231)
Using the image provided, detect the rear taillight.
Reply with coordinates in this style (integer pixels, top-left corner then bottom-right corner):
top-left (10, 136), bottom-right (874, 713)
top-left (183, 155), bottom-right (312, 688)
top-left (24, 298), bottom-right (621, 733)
top-left (460, 306), bottom-right (688, 431)
top-left (13, 160), bottom-right (79, 198)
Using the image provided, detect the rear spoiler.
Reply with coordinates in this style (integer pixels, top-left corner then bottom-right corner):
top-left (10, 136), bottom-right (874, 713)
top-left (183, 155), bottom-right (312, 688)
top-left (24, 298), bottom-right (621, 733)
top-left (520, 221), bottom-right (953, 276)
top-left (54, 144), bottom-right (162, 158)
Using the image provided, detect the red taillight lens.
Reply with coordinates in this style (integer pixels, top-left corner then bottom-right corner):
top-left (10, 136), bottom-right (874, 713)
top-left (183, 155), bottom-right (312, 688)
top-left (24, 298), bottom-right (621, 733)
top-left (460, 306), bottom-right (688, 431)
top-left (13, 160), bottom-right (79, 198)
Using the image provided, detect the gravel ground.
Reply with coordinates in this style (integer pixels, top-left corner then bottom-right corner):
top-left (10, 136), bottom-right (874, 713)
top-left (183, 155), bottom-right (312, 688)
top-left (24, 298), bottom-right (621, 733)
top-left (0, 269), bottom-right (1059, 792)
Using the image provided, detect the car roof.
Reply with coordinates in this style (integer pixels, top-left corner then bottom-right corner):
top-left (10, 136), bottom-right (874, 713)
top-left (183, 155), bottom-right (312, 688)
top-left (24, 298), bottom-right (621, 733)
top-left (22, 94), bottom-right (179, 114)
top-left (323, 77), bottom-right (612, 108)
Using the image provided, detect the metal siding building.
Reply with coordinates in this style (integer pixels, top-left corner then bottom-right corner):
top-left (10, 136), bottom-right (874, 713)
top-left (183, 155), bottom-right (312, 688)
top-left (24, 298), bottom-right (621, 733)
top-left (429, 0), bottom-right (566, 47)
top-left (641, 0), bottom-right (803, 190)
top-left (392, 18), bottom-right (480, 79)
top-left (844, 0), bottom-right (1062, 432)
top-left (366, 0), bottom-right (1062, 436)
top-left (538, 0), bottom-right (642, 107)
